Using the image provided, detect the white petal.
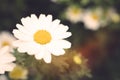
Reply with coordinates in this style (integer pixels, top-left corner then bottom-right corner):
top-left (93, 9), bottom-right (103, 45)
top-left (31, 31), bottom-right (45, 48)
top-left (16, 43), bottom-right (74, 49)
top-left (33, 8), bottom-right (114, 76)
top-left (0, 63), bottom-right (16, 72)
top-left (13, 40), bottom-right (24, 47)
top-left (43, 51), bottom-right (51, 63)
top-left (34, 47), bottom-right (45, 60)
top-left (51, 48), bottom-right (65, 56)
top-left (49, 19), bottom-right (60, 29)
top-left (17, 47), bottom-right (26, 53)
top-left (46, 15), bottom-right (52, 22)
top-left (20, 17), bottom-right (39, 33)
top-left (39, 14), bottom-right (46, 20)
top-left (35, 52), bottom-right (43, 60)
top-left (52, 19), bottom-right (60, 25)
top-left (57, 40), bottom-right (71, 48)
top-left (16, 41), bottom-right (31, 53)
top-left (13, 29), bottom-right (33, 41)
top-left (47, 44), bottom-right (65, 56)
top-left (52, 32), bottom-right (72, 39)
top-left (0, 46), bottom-right (9, 55)
top-left (21, 17), bottom-right (31, 27)
top-left (27, 43), bottom-right (40, 55)
top-left (57, 24), bottom-right (69, 32)
top-left (31, 14), bottom-right (38, 20)
top-left (63, 32), bottom-right (72, 38)
top-left (17, 42), bottom-right (39, 55)
top-left (16, 24), bottom-right (33, 36)
top-left (0, 54), bottom-right (16, 64)
top-left (38, 14), bottom-right (53, 30)
top-left (47, 39), bottom-right (71, 56)
top-left (38, 14), bottom-right (47, 24)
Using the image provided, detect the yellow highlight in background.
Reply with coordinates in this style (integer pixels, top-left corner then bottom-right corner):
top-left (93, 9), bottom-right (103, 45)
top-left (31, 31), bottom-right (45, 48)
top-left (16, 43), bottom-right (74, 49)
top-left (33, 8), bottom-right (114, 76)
top-left (73, 55), bottom-right (82, 65)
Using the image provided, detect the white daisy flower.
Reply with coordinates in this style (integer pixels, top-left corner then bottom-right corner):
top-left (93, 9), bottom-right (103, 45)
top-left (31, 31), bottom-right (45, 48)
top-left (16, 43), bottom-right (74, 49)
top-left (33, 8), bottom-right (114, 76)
top-left (83, 8), bottom-right (104, 30)
top-left (65, 6), bottom-right (83, 23)
top-left (0, 31), bottom-right (16, 48)
top-left (0, 46), bottom-right (16, 74)
top-left (13, 14), bottom-right (72, 63)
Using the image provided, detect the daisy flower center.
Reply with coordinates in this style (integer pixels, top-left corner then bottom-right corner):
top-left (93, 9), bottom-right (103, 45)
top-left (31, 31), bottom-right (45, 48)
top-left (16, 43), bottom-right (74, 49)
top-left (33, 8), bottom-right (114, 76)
top-left (92, 14), bottom-right (99, 20)
top-left (72, 8), bottom-right (81, 15)
top-left (2, 41), bottom-right (10, 46)
top-left (34, 30), bottom-right (52, 45)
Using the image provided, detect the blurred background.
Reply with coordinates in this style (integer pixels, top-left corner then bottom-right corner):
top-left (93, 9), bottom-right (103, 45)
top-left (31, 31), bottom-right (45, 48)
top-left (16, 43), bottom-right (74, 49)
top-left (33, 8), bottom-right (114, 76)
top-left (0, 0), bottom-right (120, 80)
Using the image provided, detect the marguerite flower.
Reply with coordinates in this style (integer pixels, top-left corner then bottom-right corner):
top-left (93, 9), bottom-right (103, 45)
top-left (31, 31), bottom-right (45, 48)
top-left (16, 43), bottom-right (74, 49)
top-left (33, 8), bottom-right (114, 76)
top-left (0, 31), bottom-right (16, 48)
top-left (83, 8), bottom-right (104, 30)
top-left (65, 6), bottom-right (83, 23)
top-left (13, 14), bottom-right (72, 63)
top-left (0, 46), bottom-right (16, 74)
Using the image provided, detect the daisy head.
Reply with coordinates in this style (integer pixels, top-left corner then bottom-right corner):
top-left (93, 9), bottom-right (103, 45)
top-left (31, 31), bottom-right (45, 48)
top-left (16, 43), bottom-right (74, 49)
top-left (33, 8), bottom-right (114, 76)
top-left (13, 14), bottom-right (72, 63)
top-left (65, 6), bottom-right (83, 23)
top-left (83, 8), bottom-right (104, 30)
top-left (0, 31), bottom-right (16, 48)
top-left (0, 46), bottom-right (16, 74)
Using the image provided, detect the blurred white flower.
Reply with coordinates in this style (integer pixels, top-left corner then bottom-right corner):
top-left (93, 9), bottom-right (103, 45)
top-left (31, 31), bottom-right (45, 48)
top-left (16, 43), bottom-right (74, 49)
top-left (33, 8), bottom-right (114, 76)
top-left (65, 6), bottom-right (83, 23)
top-left (0, 46), bottom-right (16, 74)
top-left (83, 8), bottom-right (104, 30)
top-left (0, 75), bottom-right (8, 80)
top-left (107, 8), bottom-right (120, 23)
top-left (13, 14), bottom-right (72, 63)
top-left (0, 31), bottom-right (16, 49)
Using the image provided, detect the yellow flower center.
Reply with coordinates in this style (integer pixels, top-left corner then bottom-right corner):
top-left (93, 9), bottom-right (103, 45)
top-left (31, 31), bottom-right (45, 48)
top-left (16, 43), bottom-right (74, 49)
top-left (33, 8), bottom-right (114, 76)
top-left (2, 41), bottom-right (10, 46)
top-left (72, 8), bottom-right (81, 15)
top-left (34, 30), bottom-right (52, 45)
top-left (92, 14), bottom-right (99, 20)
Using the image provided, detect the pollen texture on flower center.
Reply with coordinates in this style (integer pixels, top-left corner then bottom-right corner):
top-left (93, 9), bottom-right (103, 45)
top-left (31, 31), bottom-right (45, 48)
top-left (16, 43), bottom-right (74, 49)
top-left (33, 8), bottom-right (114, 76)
top-left (34, 30), bottom-right (52, 44)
